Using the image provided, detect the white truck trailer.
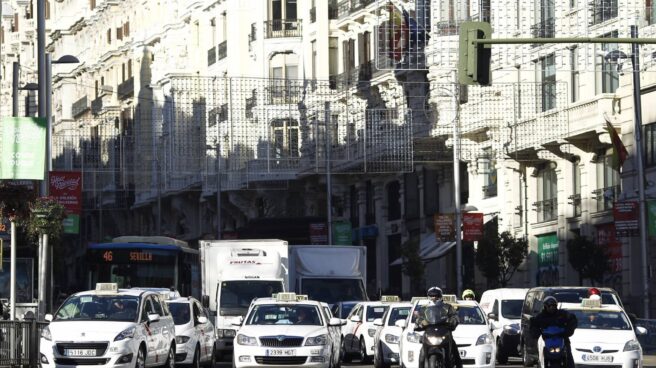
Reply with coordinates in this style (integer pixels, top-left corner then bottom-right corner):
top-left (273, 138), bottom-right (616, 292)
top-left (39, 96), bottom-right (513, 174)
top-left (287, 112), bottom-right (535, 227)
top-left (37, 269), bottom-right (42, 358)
top-left (199, 239), bottom-right (289, 359)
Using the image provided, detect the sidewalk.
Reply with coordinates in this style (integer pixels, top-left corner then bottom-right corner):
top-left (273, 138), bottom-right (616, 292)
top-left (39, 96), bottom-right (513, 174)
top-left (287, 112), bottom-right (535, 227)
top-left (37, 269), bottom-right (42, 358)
top-left (645, 355), bottom-right (656, 367)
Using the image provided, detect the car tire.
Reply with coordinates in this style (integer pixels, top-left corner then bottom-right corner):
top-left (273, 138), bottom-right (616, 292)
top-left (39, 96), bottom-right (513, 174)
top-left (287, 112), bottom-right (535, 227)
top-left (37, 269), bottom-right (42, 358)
top-left (341, 339), bottom-right (352, 363)
top-left (359, 338), bottom-right (371, 364)
top-left (205, 345), bottom-right (216, 367)
top-left (496, 340), bottom-right (508, 365)
top-left (522, 344), bottom-right (534, 367)
top-left (192, 345), bottom-right (201, 368)
top-left (374, 343), bottom-right (390, 368)
top-left (135, 346), bottom-right (146, 368)
top-left (164, 345), bottom-right (175, 368)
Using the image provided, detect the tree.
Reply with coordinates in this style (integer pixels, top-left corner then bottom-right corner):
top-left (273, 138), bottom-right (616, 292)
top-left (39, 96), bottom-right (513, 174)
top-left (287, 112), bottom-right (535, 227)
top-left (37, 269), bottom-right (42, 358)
top-left (400, 236), bottom-right (425, 296)
top-left (475, 219), bottom-right (528, 287)
top-left (23, 197), bottom-right (67, 241)
top-left (566, 234), bottom-right (610, 285)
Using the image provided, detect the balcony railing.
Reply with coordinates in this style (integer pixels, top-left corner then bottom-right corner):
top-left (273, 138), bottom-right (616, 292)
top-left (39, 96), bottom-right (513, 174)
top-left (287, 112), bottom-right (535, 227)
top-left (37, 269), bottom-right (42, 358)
top-left (72, 96), bottom-right (89, 118)
top-left (531, 17), bottom-right (555, 40)
top-left (266, 80), bottom-right (303, 104)
top-left (338, 0), bottom-right (375, 18)
top-left (310, 7), bottom-right (316, 23)
top-left (568, 194), bottom-right (582, 217)
top-left (328, 2), bottom-right (339, 19)
top-left (117, 77), bottom-right (134, 100)
top-left (593, 185), bottom-right (621, 212)
top-left (208, 46), bottom-right (216, 66)
top-left (264, 19), bottom-right (302, 39)
top-left (91, 97), bottom-right (103, 115)
top-left (533, 198), bottom-right (558, 222)
top-left (218, 41), bottom-right (227, 61)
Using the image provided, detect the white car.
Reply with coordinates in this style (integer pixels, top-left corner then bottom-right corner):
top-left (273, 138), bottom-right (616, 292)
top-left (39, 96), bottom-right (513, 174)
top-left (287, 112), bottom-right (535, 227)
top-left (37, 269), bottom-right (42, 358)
top-left (372, 302), bottom-right (412, 368)
top-left (233, 293), bottom-right (345, 368)
top-left (39, 283), bottom-right (176, 368)
top-left (479, 288), bottom-right (528, 364)
top-left (537, 299), bottom-right (646, 368)
top-left (341, 301), bottom-right (392, 363)
top-left (398, 298), bottom-right (495, 368)
top-left (165, 296), bottom-right (216, 367)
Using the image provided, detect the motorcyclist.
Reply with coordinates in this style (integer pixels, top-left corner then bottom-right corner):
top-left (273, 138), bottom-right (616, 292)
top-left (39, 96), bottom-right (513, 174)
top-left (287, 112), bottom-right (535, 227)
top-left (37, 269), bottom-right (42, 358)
top-left (530, 296), bottom-right (577, 368)
top-left (462, 289), bottom-right (476, 301)
top-left (417, 287), bottom-right (462, 368)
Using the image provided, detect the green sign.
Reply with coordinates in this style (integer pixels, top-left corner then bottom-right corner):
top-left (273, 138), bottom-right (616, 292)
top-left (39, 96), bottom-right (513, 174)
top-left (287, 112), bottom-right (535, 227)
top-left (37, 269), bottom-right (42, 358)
top-left (333, 221), bottom-right (352, 245)
top-left (648, 201), bottom-right (656, 237)
top-left (63, 214), bottom-right (80, 234)
top-left (0, 117), bottom-right (46, 180)
top-left (537, 233), bottom-right (559, 286)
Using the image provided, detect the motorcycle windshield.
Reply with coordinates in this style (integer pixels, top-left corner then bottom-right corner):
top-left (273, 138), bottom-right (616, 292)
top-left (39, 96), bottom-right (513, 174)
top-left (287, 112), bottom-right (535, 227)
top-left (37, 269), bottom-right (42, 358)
top-left (422, 305), bottom-right (449, 325)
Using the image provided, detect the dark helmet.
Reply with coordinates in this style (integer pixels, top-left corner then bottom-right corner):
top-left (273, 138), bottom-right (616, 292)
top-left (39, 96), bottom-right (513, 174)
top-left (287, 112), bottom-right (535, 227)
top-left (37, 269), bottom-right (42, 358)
top-left (427, 287), bottom-right (443, 299)
top-left (543, 296), bottom-right (558, 311)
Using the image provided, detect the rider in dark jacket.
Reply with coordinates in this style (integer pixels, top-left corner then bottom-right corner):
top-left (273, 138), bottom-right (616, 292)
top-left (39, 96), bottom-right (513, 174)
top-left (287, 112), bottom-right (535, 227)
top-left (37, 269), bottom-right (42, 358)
top-left (417, 287), bottom-right (462, 368)
top-left (530, 296), bottom-right (578, 368)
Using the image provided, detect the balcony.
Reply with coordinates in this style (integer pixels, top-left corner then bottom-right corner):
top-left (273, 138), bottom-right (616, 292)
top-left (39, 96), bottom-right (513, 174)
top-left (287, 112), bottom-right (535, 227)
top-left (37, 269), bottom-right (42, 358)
top-left (218, 41), bottom-right (227, 61)
top-left (208, 46), bottom-right (216, 66)
top-left (568, 194), bottom-right (582, 217)
top-left (337, 0), bottom-right (375, 18)
top-left (117, 77), bottom-right (134, 100)
top-left (593, 185), bottom-right (621, 212)
top-left (533, 198), bottom-right (558, 223)
top-left (91, 97), bottom-right (103, 115)
top-left (72, 96), bottom-right (89, 118)
top-left (531, 17), bottom-right (555, 41)
top-left (264, 19), bottom-right (302, 38)
top-left (266, 80), bottom-right (303, 105)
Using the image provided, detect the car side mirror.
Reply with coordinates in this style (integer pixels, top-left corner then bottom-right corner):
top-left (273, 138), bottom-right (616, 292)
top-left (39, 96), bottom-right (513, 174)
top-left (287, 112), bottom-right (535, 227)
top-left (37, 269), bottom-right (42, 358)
top-left (197, 316), bottom-right (208, 324)
top-left (232, 316), bottom-right (244, 327)
top-left (201, 295), bottom-right (210, 309)
top-left (636, 326), bottom-right (648, 336)
top-left (394, 319), bottom-right (407, 329)
top-left (44, 314), bottom-right (53, 322)
top-left (487, 313), bottom-right (497, 321)
top-left (373, 318), bottom-right (383, 327)
top-left (329, 317), bottom-right (344, 326)
top-left (350, 315), bottom-right (361, 323)
top-left (147, 313), bottom-right (160, 323)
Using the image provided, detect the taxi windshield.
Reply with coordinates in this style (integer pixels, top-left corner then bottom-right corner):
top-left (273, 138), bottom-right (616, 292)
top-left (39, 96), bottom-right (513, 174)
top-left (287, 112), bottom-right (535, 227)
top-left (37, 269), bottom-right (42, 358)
top-left (569, 309), bottom-right (631, 330)
top-left (55, 295), bottom-right (140, 322)
top-left (366, 305), bottom-right (388, 322)
top-left (246, 304), bottom-right (323, 326)
top-left (456, 306), bottom-right (486, 325)
top-left (168, 303), bottom-right (191, 325)
top-left (387, 307), bottom-right (410, 326)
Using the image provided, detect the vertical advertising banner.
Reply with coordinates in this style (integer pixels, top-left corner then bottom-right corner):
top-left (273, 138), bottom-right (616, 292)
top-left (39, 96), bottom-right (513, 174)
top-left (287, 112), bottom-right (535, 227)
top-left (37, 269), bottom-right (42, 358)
top-left (332, 221), bottom-right (352, 245)
top-left (462, 213), bottom-right (484, 241)
top-left (596, 223), bottom-right (623, 294)
top-left (49, 171), bottom-right (83, 234)
top-left (613, 201), bottom-right (639, 237)
top-left (0, 117), bottom-right (46, 179)
top-left (309, 222), bottom-right (328, 245)
top-left (434, 214), bottom-right (454, 241)
top-left (537, 233), bottom-right (559, 286)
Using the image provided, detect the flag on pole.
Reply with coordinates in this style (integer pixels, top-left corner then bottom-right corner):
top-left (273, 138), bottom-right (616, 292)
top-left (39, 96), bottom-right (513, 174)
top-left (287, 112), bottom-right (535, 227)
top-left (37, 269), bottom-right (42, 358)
top-left (605, 121), bottom-right (628, 170)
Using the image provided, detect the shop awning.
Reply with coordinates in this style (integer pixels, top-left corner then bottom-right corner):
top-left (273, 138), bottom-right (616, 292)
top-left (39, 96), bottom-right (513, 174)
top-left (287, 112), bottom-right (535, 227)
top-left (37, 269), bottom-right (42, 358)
top-left (390, 232), bottom-right (456, 266)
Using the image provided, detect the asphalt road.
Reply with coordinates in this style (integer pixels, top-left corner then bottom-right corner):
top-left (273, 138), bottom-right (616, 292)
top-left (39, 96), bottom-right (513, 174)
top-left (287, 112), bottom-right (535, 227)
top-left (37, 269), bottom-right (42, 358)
top-left (215, 357), bottom-right (526, 368)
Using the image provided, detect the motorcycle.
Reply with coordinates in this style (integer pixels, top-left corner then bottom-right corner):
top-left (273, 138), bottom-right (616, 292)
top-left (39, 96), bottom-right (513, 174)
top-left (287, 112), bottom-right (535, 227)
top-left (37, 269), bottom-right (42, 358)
top-left (541, 326), bottom-right (567, 368)
top-left (415, 305), bottom-right (456, 368)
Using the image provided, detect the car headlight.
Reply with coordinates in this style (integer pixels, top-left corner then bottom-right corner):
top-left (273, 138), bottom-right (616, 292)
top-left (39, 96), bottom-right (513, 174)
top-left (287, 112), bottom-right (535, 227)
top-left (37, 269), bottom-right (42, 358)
top-left (114, 326), bottom-right (136, 341)
top-left (406, 332), bottom-right (422, 343)
top-left (426, 336), bottom-right (443, 345)
top-left (305, 334), bottom-right (328, 346)
top-left (368, 328), bottom-right (377, 337)
top-left (476, 333), bottom-right (493, 346)
top-left (41, 326), bottom-right (52, 341)
top-left (236, 334), bottom-right (258, 346)
top-left (222, 329), bottom-right (236, 338)
top-left (623, 339), bottom-right (642, 352)
top-left (385, 334), bottom-right (400, 344)
top-left (503, 324), bottom-right (520, 335)
top-left (176, 336), bottom-right (191, 344)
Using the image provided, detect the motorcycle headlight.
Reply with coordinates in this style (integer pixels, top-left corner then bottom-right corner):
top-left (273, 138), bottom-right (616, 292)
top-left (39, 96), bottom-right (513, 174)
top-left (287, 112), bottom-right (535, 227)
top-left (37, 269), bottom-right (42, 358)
top-left (385, 334), bottom-right (400, 344)
top-left (305, 334), bottom-right (328, 346)
top-left (548, 347), bottom-right (561, 353)
top-left (426, 336), bottom-right (443, 345)
top-left (114, 326), bottom-right (136, 341)
top-left (406, 332), bottom-right (422, 343)
top-left (176, 336), bottom-right (191, 344)
top-left (41, 326), bottom-right (52, 341)
top-left (368, 328), bottom-right (377, 337)
top-left (623, 339), bottom-right (641, 352)
top-left (236, 334), bottom-right (258, 346)
top-left (503, 324), bottom-right (519, 335)
top-left (476, 333), bottom-right (493, 346)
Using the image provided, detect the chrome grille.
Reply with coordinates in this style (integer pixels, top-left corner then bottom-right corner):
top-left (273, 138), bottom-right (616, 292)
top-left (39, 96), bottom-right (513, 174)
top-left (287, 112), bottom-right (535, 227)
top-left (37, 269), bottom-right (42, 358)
top-left (259, 336), bottom-right (304, 347)
top-left (255, 356), bottom-right (307, 365)
top-left (54, 358), bottom-right (110, 365)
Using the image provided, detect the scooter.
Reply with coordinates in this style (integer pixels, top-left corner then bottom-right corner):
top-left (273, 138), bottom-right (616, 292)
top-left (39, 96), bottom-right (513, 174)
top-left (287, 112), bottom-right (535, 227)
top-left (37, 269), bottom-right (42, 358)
top-left (541, 326), bottom-right (567, 368)
top-left (415, 306), bottom-right (456, 368)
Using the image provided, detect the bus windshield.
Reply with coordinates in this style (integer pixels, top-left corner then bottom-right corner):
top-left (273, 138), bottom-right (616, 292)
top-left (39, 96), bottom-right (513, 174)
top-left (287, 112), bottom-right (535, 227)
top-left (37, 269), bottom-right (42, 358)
top-left (219, 280), bottom-right (283, 316)
top-left (301, 279), bottom-right (367, 304)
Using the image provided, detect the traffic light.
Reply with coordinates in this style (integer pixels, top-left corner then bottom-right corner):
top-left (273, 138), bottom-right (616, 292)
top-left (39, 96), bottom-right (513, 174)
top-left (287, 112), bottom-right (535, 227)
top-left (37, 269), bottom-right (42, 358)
top-left (458, 21), bottom-right (492, 86)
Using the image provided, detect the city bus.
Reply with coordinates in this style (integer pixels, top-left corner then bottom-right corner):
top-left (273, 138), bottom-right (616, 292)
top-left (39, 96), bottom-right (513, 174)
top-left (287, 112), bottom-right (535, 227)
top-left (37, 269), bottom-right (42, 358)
top-left (86, 236), bottom-right (200, 298)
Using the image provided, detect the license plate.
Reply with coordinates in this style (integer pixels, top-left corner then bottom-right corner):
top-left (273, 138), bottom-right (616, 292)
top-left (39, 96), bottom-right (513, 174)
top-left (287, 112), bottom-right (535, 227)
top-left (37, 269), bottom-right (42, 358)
top-left (459, 350), bottom-right (466, 358)
top-left (266, 349), bottom-right (296, 356)
top-left (582, 354), bottom-right (613, 363)
top-left (64, 349), bottom-right (97, 357)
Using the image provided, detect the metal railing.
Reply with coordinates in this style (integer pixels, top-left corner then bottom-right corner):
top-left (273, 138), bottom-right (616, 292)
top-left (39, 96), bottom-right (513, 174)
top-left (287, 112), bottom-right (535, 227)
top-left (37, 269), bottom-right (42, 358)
top-left (593, 185), bottom-right (621, 212)
top-left (0, 320), bottom-right (49, 367)
top-left (590, 0), bottom-right (618, 25)
top-left (338, 0), bottom-right (374, 18)
top-left (218, 41), bottom-right (227, 61)
top-left (72, 96), bottom-right (89, 118)
top-left (263, 19), bottom-right (302, 39)
top-left (568, 193), bottom-right (582, 217)
top-left (533, 198), bottom-right (558, 222)
top-left (531, 17), bottom-right (555, 40)
top-left (117, 77), bottom-right (134, 100)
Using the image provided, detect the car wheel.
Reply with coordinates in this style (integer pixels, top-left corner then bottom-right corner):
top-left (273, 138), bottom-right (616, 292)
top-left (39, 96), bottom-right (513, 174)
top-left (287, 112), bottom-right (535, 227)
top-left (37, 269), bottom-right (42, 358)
top-left (496, 340), bottom-right (508, 365)
top-left (205, 345), bottom-right (216, 367)
top-left (135, 346), bottom-right (146, 368)
top-left (373, 343), bottom-right (381, 368)
top-left (341, 339), bottom-right (352, 363)
top-left (359, 338), bottom-right (371, 364)
top-left (192, 345), bottom-right (200, 368)
top-left (164, 345), bottom-right (175, 368)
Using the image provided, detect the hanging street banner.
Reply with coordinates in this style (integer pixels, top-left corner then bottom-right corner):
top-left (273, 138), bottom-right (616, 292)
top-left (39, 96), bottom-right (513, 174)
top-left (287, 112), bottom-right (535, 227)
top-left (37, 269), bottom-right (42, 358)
top-left (49, 171), bottom-right (83, 234)
top-left (309, 222), bottom-right (328, 245)
top-left (0, 117), bottom-right (46, 180)
top-left (537, 233), bottom-right (559, 286)
top-left (462, 213), bottom-right (484, 241)
top-left (613, 201), bottom-right (639, 237)
top-left (332, 221), bottom-right (352, 245)
top-left (434, 214), bottom-right (454, 241)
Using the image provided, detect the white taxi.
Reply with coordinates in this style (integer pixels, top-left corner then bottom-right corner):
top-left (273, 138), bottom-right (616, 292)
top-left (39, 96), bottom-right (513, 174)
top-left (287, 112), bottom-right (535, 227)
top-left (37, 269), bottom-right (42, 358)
top-left (233, 293), bottom-right (345, 368)
top-left (341, 298), bottom-right (396, 363)
top-left (398, 296), bottom-right (495, 368)
top-left (165, 297), bottom-right (216, 367)
top-left (39, 283), bottom-right (176, 368)
top-left (537, 298), bottom-right (646, 368)
top-left (372, 302), bottom-right (412, 368)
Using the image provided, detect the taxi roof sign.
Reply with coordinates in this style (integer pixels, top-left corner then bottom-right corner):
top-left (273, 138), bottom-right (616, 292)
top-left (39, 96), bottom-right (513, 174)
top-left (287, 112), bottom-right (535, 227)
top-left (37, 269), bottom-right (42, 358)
top-left (275, 292), bottom-right (298, 302)
top-left (411, 297), bottom-right (429, 304)
top-left (296, 295), bottom-right (308, 301)
top-left (581, 298), bottom-right (602, 309)
top-left (443, 295), bottom-right (457, 304)
top-left (381, 295), bottom-right (400, 302)
top-left (95, 283), bottom-right (118, 294)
